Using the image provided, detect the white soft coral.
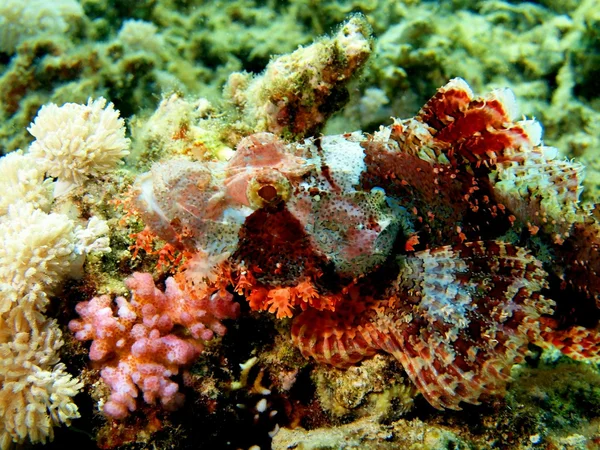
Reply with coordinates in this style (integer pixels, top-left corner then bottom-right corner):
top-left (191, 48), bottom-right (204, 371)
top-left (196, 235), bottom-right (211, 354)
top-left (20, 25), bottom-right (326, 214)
top-left (0, 150), bottom-right (53, 215)
top-left (28, 97), bottom-right (130, 197)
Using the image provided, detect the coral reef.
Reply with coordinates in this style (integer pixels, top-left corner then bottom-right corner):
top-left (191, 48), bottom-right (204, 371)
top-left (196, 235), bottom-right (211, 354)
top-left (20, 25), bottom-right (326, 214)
top-left (1, 3), bottom-right (600, 449)
top-left (126, 75), bottom-right (600, 415)
top-left (3, 1), bottom-right (597, 161)
top-left (0, 95), bottom-right (120, 447)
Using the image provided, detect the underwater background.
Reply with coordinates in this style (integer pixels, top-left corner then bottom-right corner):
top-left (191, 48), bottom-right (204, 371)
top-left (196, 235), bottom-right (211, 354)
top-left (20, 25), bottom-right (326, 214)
top-left (1, 0), bottom-right (600, 449)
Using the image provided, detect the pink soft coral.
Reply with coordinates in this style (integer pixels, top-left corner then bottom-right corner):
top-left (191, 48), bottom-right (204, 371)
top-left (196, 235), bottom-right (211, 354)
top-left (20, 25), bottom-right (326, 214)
top-left (69, 272), bottom-right (239, 419)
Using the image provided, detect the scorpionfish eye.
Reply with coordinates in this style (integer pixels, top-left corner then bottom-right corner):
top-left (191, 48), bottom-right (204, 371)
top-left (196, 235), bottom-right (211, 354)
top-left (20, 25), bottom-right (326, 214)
top-left (247, 169), bottom-right (292, 209)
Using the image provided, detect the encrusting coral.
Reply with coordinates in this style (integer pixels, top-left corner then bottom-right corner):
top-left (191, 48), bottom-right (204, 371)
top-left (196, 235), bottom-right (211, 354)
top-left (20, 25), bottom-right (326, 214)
top-left (224, 15), bottom-right (373, 140)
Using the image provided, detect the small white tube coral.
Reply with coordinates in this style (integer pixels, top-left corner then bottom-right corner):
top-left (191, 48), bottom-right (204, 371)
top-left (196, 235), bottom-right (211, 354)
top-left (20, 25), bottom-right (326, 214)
top-left (0, 198), bottom-right (102, 447)
top-left (0, 150), bottom-right (53, 215)
top-left (28, 98), bottom-right (130, 197)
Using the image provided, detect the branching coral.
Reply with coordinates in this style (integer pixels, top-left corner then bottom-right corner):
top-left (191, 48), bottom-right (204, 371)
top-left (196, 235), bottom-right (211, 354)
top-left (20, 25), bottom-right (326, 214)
top-left (69, 271), bottom-right (239, 419)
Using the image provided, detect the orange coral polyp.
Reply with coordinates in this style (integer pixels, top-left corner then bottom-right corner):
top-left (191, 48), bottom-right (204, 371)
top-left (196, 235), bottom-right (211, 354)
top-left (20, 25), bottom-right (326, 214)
top-left (129, 227), bottom-right (156, 259)
top-left (240, 275), bottom-right (341, 319)
top-left (265, 288), bottom-right (294, 319)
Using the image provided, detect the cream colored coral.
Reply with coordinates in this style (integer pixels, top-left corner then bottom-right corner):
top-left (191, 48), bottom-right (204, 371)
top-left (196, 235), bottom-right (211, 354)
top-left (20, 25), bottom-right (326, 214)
top-left (0, 203), bottom-right (79, 314)
top-left (0, 309), bottom-right (82, 448)
top-left (0, 204), bottom-right (86, 447)
top-left (75, 216), bottom-right (111, 254)
top-left (0, 194), bottom-right (109, 447)
top-left (0, 203), bottom-right (90, 448)
top-left (28, 97), bottom-right (130, 197)
top-left (0, 150), bottom-right (53, 215)
top-left (118, 19), bottom-right (164, 54)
